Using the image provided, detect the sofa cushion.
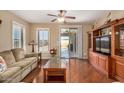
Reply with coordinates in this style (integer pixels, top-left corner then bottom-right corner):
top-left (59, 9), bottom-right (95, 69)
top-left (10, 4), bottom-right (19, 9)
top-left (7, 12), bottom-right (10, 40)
top-left (0, 56), bottom-right (7, 72)
top-left (0, 67), bottom-right (21, 81)
top-left (9, 61), bottom-right (32, 68)
top-left (0, 50), bottom-right (16, 66)
top-left (20, 57), bottom-right (37, 63)
top-left (11, 48), bottom-right (25, 62)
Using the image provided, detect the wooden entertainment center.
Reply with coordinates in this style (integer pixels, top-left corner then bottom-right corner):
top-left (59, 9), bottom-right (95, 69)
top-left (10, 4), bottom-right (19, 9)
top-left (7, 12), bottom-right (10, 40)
top-left (88, 18), bottom-right (124, 82)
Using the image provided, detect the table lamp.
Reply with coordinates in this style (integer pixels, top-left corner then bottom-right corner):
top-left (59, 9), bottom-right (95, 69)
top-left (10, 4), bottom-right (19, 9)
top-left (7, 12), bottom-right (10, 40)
top-left (28, 40), bottom-right (38, 52)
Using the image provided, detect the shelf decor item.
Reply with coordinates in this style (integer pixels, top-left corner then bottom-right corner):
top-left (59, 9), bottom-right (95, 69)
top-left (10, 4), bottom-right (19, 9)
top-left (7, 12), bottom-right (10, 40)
top-left (104, 12), bottom-right (111, 25)
top-left (50, 48), bottom-right (57, 56)
top-left (28, 40), bottom-right (38, 52)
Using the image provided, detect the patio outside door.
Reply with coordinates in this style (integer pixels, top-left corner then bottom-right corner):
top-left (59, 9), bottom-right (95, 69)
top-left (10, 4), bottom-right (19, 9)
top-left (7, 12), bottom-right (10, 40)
top-left (60, 28), bottom-right (78, 58)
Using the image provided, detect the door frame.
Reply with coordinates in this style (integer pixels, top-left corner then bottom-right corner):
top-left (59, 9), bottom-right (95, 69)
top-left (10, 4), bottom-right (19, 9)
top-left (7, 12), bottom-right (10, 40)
top-left (59, 28), bottom-right (70, 58)
top-left (59, 25), bottom-right (82, 58)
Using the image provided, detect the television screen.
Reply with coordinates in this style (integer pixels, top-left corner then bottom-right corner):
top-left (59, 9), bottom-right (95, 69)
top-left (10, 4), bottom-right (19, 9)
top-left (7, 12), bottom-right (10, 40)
top-left (96, 37), bottom-right (101, 52)
top-left (101, 36), bottom-right (111, 54)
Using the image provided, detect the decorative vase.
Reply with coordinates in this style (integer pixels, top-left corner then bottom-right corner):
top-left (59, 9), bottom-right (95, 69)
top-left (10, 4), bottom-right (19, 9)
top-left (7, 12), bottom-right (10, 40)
top-left (50, 48), bottom-right (57, 57)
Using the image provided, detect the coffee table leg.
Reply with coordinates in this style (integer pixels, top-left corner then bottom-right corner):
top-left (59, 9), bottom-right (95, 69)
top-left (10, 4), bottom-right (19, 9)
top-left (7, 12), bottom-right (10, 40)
top-left (44, 69), bottom-right (45, 83)
top-left (44, 69), bottom-right (47, 83)
top-left (64, 69), bottom-right (66, 83)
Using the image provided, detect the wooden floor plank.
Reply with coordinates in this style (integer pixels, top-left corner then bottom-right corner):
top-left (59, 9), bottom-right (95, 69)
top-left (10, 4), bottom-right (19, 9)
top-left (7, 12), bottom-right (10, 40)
top-left (22, 59), bottom-right (115, 83)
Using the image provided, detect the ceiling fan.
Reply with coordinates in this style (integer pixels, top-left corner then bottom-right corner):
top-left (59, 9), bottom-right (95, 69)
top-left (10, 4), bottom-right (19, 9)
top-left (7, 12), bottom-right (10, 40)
top-left (47, 10), bottom-right (76, 23)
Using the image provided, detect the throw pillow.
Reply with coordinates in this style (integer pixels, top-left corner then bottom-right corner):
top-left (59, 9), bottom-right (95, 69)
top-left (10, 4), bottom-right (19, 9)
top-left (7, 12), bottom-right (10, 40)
top-left (0, 56), bottom-right (7, 72)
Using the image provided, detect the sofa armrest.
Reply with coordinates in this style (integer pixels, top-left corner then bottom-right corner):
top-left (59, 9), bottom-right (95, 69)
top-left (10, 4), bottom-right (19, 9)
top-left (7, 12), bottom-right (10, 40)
top-left (25, 53), bottom-right (39, 58)
top-left (25, 53), bottom-right (42, 61)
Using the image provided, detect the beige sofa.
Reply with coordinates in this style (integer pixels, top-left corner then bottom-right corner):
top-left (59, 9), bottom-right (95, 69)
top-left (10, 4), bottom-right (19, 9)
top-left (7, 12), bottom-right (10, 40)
top-left (0, 48), bottom-right (38, 83)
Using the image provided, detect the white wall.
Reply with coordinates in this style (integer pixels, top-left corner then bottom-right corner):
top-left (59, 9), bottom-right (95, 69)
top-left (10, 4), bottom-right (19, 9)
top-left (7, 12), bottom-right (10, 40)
top-left (82, 24), bottom-right (92, 59)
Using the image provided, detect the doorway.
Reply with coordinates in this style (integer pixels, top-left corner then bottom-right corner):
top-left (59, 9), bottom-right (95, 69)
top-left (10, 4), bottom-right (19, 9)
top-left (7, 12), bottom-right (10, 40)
top-left (60, 28), bottom-right (78, 58)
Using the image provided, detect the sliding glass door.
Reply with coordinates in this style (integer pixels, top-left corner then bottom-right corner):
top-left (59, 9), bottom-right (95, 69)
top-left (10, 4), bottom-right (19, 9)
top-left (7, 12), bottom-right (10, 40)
top-left (60, 28), bottom-right (78, 58)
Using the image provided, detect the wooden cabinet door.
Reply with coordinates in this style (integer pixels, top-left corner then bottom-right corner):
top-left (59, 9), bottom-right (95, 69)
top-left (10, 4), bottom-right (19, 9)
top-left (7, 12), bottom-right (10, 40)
top-left (89, 51), bottom-right (110, 76)
top-left (114, 59), bottom-right (124, 81)
top-left (98, 56), bottom-right (108, 71)
top-left (89, 52), bottom-right (98, 67)
top-left (98, 55), bottom-right (108, 74)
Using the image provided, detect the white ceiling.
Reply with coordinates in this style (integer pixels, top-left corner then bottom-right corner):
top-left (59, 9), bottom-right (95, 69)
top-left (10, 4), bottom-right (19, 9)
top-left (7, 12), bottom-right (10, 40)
top-left (10, 10), bottom-right (109, 24)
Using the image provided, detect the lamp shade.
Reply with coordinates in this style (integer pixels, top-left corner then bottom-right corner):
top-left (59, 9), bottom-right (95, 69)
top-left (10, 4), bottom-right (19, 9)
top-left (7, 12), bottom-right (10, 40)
top-left (28, 40), bottom-right (38, 45)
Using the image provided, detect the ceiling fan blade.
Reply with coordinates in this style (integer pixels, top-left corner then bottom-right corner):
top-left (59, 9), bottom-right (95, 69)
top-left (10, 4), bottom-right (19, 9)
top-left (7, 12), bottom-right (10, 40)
top-left (65, 16), bottom-right (76, 19)
top-left (51, 18), bottom-right (57, 22)
top-left (47, 14), bottom-right (58, 17)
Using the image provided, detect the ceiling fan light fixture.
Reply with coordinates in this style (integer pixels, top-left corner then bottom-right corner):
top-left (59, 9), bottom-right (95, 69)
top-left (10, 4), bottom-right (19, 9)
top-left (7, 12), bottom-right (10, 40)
top-left (47, 10), bottom-right (75, 23)
top-left (57, 17), bottom-right (65, 22)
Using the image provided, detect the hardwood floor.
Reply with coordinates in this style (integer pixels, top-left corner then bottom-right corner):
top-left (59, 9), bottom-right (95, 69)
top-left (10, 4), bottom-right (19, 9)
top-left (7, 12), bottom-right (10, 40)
top-left (22, 59), bottom-right (115, 83)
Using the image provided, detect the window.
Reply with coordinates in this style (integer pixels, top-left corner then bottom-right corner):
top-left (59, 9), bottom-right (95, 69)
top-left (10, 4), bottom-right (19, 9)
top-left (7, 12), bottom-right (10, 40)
top-left (12, 22), bottom-right (25, 48)
top-left (38, 28), bottom-right (50, 53)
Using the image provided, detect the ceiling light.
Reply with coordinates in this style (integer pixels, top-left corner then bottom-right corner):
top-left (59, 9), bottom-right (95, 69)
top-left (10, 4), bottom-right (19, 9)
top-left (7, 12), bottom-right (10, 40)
top-left (57, 17), bottom-right (64, 22)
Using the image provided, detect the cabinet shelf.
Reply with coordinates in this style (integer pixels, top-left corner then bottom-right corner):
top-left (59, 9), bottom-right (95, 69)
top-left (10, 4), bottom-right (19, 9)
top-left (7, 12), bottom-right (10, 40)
top-left (114, 24), bottom-right (124, 57)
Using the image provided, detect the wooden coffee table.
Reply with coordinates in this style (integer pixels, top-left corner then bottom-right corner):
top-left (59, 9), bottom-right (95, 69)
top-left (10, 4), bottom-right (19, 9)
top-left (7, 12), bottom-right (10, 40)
top-left (43, 56), bottom-right (67, 83)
